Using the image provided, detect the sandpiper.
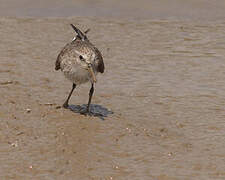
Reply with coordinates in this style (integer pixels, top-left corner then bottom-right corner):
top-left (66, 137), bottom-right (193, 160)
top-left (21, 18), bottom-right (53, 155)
top-left (55, 24), bottom-right (104, 114)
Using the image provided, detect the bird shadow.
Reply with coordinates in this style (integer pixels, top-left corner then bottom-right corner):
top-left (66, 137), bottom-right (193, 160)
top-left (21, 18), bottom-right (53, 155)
top-left (68, 104), bottom-right (113, 120)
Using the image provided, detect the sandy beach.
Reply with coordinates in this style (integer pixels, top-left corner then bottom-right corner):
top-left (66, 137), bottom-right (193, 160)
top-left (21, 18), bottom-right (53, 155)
top-left (0, 1), bottom-right (225, 179)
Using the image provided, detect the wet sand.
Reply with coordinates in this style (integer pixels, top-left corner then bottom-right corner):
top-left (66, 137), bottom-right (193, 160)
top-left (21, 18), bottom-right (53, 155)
top-left (0, 1), bottom-right (225, 180)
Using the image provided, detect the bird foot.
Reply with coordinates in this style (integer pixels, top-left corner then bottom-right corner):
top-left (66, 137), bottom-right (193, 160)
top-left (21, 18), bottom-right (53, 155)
top-left (63, 102), bottom-right (69, 109)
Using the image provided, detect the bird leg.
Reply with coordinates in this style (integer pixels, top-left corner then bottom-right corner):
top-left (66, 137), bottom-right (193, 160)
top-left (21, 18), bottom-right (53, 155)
top-left (63, 83), bottom-right (76, 108)
top-left (87, 83), bottom-right (94, 112)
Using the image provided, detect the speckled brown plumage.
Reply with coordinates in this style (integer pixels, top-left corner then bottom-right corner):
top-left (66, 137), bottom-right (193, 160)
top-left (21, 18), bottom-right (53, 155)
top-left (55, 24), bottom-right (105, 113)
top-left (55, 39), bottom-right (104, 73)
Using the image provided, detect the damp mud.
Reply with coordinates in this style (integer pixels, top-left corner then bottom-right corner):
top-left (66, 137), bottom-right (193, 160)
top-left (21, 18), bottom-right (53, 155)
top-left (0, 1), bottom-right (225, 180)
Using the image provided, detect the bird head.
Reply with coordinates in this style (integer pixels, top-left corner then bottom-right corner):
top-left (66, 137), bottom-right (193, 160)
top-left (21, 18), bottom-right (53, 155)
top-left (70, 24), bottom-right (97, 83)
top-left (75, 49), bottom-right (97, 83)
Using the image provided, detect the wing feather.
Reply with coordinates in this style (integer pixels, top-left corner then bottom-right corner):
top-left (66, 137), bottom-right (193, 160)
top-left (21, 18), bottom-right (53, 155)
top-left (94, 47), bottom-right (104, 73)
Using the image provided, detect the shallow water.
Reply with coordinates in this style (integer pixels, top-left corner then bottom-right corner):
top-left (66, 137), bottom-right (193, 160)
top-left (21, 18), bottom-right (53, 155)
top-left (0, 1), bottom-right (225, 180)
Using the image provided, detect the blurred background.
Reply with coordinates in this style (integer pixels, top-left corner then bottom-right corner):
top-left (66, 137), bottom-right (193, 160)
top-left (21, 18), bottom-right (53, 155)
top-left (0, 0), bottom-right (225, 20)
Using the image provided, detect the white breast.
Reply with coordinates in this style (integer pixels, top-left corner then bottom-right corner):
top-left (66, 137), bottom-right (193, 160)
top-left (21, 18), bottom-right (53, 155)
top-left (62, 63), bottom-right (98, 85)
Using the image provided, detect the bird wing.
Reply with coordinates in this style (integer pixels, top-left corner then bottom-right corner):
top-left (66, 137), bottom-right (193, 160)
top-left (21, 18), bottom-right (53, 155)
top-left (55, 42), bottom-right (73, 71)
top-left (55, 53), bottom-right (62, 70)
top-left (94, 47), bottom-right (105, 73)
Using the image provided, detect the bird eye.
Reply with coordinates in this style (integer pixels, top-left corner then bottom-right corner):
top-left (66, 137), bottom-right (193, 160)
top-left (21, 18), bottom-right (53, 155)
top-left (79, 55), bottom-right (84, 61)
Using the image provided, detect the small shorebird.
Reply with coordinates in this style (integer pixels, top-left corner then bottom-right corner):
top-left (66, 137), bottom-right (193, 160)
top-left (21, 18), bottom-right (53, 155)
top-left (55, 24), bottom-right (104, 114)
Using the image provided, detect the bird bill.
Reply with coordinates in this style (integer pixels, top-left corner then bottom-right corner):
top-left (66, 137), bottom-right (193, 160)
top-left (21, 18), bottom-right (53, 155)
top-left (88, 65), bottom-right (97, 83)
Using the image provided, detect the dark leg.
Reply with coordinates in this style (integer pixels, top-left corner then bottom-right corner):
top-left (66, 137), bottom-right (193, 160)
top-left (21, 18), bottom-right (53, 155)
top-left (87, 83), bottom-right (94, 112)
top-left (63, 83), bottom-right (76, 108)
